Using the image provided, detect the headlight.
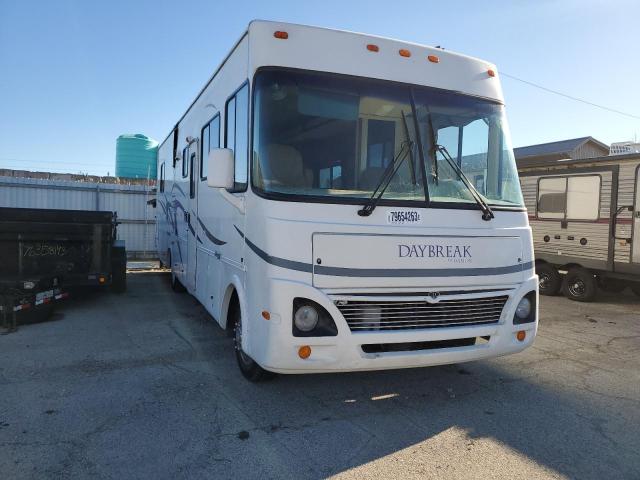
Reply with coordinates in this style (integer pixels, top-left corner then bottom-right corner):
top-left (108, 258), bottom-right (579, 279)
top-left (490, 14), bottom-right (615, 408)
top-left (515, 297), bottom-right (532, 320)
top-left (294, 305), bottom-right (319, 332)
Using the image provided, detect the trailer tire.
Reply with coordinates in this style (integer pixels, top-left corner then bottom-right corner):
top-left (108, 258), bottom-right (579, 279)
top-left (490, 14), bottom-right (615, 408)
top-left (562, 267), bottom-right (597, 302)
top-left (536, 263), bottom-right (561, 296)
top-left (231, 299), bottom-right (275, 382)
top-left (631, 283), bottom-right (640, 297)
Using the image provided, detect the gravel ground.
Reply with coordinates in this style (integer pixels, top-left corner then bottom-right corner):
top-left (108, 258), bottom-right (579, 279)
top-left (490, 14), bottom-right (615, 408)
top-left (1, 272), bottom-right (638, 479)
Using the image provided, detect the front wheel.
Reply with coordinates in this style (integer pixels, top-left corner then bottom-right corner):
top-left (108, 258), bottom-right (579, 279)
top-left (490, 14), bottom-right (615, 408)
top-left (537, 263), bottom-right (561, 296)
top-left (562, 267), bottom-right (597, 302)
top-left (232, 304), bottom-right (275, 382)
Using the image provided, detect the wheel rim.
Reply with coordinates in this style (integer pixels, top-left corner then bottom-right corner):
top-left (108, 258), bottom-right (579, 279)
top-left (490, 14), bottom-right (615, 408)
top-left (539, 273), bottom-right (551, 290)
top-left (568, 278), bottom-right (586, 297)
top-left (234, 315), bottom-right (252, 365)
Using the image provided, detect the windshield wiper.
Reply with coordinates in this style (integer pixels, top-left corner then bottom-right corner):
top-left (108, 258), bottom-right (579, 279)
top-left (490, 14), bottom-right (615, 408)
top-left (435, 144), bottom-right (494, 221)
top-left (357, 136), bottom-right (412, 217)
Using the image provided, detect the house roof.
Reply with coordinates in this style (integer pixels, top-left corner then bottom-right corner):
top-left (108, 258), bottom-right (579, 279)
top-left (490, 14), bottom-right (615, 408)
top-left (513, 136), bottom-right (609, 168)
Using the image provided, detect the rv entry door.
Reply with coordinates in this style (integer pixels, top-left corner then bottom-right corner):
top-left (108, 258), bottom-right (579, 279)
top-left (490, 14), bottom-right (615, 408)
top-left (633, 169), bottom-right (640, 264)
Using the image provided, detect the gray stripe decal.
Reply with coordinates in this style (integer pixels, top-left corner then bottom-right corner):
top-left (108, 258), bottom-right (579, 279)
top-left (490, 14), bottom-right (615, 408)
top-left (314, 261), bottom-right (534, 278)
top-left (234, 226), bottom-right (532, 278)
top-left (198, 218), bottom-right (226, 245)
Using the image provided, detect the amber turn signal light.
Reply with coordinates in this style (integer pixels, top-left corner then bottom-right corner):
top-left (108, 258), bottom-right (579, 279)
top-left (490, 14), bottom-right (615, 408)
top-left (487, 69), bottom-right (496, 77)
top-left (261, 311), bottom-right (270, 320)
top-left (427, 55), bottom-right (439, 63)
top-left (516, 330), bottom-right (526, 342)
top-left (274, 31), bottom-right (288, 39)
top-left (298, 345), bottom-right (312, 359)
top-left (366, 44), bottom-right (379, 52)
top-left (399, 49), bottom-right (411, 57)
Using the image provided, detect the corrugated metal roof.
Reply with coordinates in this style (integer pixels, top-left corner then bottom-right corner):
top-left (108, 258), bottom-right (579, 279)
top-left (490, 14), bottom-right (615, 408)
top-left (513, 137), bottom-right (592, 159)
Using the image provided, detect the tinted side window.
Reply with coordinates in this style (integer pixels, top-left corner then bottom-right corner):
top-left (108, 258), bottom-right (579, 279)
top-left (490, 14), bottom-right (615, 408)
top-left (182, 146), bottom-right (189, 178)
top-left (225, 83), bottom-right (249, 191)
top-left (189, 153), bottom-right (196, 198)
top-left (160, 163), bottom-right (165, 192)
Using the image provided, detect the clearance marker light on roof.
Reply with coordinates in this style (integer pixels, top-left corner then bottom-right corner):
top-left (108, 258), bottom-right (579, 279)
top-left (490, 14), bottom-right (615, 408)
top-left (366, 44), bottom-right (379, 52)
top-left (261, 310), bottom-right (271, 320)
top-left (274, 31), bottom-right (288, 39)
top-left (399, 49), bottom-right (411, 57)
top-left (487, 69), bottom-right (496, 77)
top-left (428, 55), bottom-right (440, 63)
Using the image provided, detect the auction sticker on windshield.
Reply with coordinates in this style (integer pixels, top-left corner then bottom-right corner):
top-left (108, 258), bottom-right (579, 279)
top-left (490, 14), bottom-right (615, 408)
top-left (386, 210), bottom-right (423, 225)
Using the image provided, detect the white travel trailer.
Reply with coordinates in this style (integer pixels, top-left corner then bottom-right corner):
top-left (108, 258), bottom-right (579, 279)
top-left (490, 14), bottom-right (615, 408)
top-left (155, 21), bottom-right (538, 381)
top-left (520, 152), bottom-right (640, 301)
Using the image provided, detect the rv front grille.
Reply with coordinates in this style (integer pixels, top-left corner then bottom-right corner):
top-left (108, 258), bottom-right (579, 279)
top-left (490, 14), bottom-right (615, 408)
top-left (335, 295), bottom-right (509, 332)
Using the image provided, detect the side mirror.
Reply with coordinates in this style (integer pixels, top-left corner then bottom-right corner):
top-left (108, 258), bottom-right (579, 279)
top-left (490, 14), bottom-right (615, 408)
top-left (207, 149), bottom-right (234, 189)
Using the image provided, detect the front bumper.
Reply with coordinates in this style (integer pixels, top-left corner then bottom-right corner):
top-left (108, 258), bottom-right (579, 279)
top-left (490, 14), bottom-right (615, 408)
top-left (249, 275), bottom-right (539, 374)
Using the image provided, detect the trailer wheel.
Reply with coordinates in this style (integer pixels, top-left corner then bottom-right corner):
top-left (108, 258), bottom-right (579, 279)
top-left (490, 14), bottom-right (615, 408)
top-left (631, 283), bottom-right (640, 297)
top-left (562, 267), bottom-right (597, 302)
top-left (536, 263), bottom-right (561, 296)
top-left (231, 299), bottom-right (275, 382)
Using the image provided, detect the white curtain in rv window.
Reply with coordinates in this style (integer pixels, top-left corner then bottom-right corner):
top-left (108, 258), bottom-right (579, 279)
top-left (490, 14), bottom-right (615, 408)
top-left (567, 176), bottom-right (600, 220)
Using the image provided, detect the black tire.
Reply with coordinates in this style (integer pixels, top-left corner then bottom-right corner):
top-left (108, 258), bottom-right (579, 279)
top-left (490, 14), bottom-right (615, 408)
top-left (231, 300), bottom-right (275, 382)
top-left (631, 283), bottom-right (640, 297)
top-left (598, 277), bottom-right (627, 293)
top-left (536, 263), bottom-right (561, 296)
top-left (562, 267), bottom-right (597, 302)
top-left (169, 250), bottom-right (185, 293)
top-left (110, 247), bottom-right (127, 293)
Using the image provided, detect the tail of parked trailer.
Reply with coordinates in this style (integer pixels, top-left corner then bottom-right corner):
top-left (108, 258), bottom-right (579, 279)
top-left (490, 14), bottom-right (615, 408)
top-left (155, 21), bottom-right (538, 381)
top-left (520, 153), bottom-right (640, 301)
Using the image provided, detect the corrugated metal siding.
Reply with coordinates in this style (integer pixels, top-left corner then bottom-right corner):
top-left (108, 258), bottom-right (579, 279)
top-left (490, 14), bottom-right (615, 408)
top-left (0, 176), bottom-right (156, 258)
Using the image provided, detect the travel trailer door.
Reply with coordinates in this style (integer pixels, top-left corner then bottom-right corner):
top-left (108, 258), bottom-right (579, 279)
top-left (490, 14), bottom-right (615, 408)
top-left (633, 168), bottom-right (640, 263)
top-left (186, 149), bottom-right (198, 291)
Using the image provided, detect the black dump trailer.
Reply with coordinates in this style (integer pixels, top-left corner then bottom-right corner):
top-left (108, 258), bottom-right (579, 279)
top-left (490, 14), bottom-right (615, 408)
top-left (0, 207), bottom-right (126, 331)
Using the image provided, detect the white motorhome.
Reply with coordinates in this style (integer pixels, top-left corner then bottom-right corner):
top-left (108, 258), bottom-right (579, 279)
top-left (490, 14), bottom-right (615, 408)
top-left (155, 21), bottom-right (538, 381)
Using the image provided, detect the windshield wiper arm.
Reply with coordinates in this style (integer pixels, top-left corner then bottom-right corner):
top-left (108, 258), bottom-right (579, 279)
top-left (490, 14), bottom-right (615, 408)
top-left (357, 140), bottom-right (412, 217)
top-left (435, 144), bottom-right (494, 221)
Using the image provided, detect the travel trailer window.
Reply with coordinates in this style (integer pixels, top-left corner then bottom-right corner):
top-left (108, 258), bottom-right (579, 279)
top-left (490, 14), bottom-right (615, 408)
top-left (252, 69), bottom-right (523, 208)
top-left (200, 114), bottom-right (220, 180)
top-left (537, 175), bottom-right (601, 220)
top-left (225, 83), bottom-right (249, 191)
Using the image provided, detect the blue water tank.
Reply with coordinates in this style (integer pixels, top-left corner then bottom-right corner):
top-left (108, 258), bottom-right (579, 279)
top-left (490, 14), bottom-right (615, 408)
top-left (115, 134), bottom-right (158, 179)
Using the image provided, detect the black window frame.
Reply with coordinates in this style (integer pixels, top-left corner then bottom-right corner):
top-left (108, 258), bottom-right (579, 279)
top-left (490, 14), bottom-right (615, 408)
top-left (182, 146), bottom-right (189, 178)
top-left (200, 113), bottom-right (221, 181)
top-left (159, 162), bottom-right (165, 192)
top-left (536, 174), bottom-right (602, 222)
top-left (189, 152), bottom-right (197, 198)
top-left (224, 81), bottom-right (250, 193)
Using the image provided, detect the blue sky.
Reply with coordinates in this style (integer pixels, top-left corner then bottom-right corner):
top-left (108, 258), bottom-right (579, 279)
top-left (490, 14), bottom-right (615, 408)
top-left (1, 0), bottom-right (639, 175)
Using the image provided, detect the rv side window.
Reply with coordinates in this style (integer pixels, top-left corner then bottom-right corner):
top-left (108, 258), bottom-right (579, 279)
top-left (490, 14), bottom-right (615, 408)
top-left (160, 163), bottom-right (165, 192)
top-left (200, 114), bottom-right (220, 180)
top-left (225, 83), bottom-right (249, 191)
top-left (537, 177), bottom-right (566, 219)
top-left (182, 147), bottom-right (189, 178)
top-left (537, 175), bottom-right (601, 220)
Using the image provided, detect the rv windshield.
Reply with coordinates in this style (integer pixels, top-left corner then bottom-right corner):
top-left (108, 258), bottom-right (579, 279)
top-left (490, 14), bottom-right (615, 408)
top-left (252, 69), bottom-right (524, 208)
